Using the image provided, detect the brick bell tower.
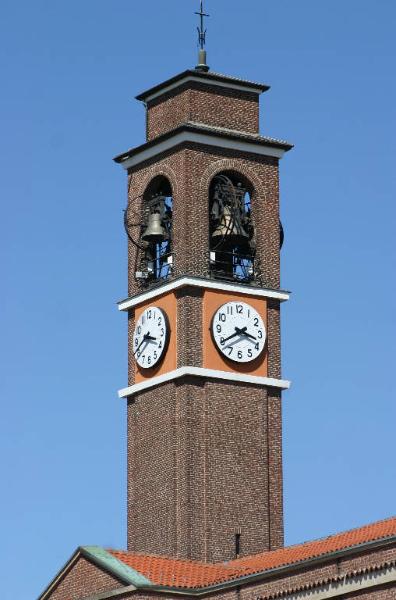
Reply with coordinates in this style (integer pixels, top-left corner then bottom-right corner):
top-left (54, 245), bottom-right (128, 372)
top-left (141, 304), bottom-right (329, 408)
top-left (114, 13), bottom-right (292, 563)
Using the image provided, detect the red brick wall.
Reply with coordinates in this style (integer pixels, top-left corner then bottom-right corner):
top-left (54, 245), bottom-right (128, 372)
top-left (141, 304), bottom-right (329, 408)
top-left (346, 586), bottom-right (395, 598)
top-left (84, 579), bottom-right (396, 600)
top-left (46, 556), bottom-right (121, 600)
top-left (146, 83), bottom-right (259, 141)
top-left (127, 378), bottom-right (283, 561)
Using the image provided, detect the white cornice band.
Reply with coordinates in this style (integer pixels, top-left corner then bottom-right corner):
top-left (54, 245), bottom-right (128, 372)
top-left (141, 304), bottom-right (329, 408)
top-left (119, 130), bottom-right (286, 170)
top-left (142, 75), bottom-right (264, 104)
top-left (118, 277), bottom-right (290, 311)
top-left (118, 367), bottom-right (290, 398)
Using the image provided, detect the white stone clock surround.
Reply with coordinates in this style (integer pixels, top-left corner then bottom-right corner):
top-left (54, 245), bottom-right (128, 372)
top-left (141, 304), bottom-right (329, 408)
top-left (118, 366), bottom-right (291, 399)
top-left (118, 276), bottom-right (290, 312)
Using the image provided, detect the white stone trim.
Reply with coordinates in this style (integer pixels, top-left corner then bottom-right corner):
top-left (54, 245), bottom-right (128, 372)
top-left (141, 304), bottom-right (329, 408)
top-left (142, 75), bottom-right (265, 103)
top-left (118, 277), bottom-right (290, 311)
top-left (282, 564), bottom-right (396, 600)
top-left (118, 130), bottom-right (285, 170)
top-left (118, 367), bottom-right (290, 398)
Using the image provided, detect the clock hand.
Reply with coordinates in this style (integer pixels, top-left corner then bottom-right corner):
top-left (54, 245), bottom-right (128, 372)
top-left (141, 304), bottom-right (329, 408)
top-left (222, 326), bottom-right (247, 343)
top-left (134, 333), bottom-right (152, 355)
top-left (243, 331), bottom-right (257, 341)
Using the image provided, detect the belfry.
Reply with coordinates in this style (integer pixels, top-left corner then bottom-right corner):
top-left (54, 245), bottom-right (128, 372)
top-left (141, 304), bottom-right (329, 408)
top-left (38, 4), bottom-right (396, 600)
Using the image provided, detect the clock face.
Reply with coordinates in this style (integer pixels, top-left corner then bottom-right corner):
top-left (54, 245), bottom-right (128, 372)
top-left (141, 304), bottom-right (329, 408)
top-left (211, 301), bottom-right (266, 363)
top-left (133, 306), bottom-right (169, 369)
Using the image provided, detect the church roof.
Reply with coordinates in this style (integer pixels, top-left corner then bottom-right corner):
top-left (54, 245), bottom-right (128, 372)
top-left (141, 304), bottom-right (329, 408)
top-left (107, 516), bottom-right (396, 590)
top-left (38, 516), bottom-right (396, 599)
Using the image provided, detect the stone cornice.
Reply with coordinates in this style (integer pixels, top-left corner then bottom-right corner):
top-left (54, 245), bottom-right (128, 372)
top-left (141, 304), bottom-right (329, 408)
top-left (117, 276), bottom-right (290, 312)
top-left (113, 123), bottom-right (293, 170)
top-left (118, 367), bottom-right (291, 399)
top-left (135, 69), bottom-right (270, 103)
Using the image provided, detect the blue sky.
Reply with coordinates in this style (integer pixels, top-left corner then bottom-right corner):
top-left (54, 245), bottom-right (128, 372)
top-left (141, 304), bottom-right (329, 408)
top-left (0, 1), bottom-right (395, 598)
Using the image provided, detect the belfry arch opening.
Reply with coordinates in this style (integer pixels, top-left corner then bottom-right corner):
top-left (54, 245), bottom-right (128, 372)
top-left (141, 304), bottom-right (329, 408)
top-left (209, 172), bottom-right (256, 282)
top-left (141, 176), bottom-right (173, 282)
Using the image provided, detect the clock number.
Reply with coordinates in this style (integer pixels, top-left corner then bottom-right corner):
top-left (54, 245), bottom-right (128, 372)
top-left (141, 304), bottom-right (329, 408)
top-left (220, 337), bottom-right (225, 346)
top-left (254, 317), bottom-right (259, 327)
top-left (255, 343), bottom-right (259, 351)
top-left (154, 351), bottom-right (158, 360)
top-left (147, 356), bottom-right (151, 365)
top-left (216, 324), bottom-right (222, 333)
top-left (147, 309), bottom-right (152, 319)
top-left (137, 325), bottom-right (142, 335)
top-left (227, 305), bottom-right (233, 315)
top-left (158, 341), bottom-right (163, 349)
top-left (236, 304), bottom-right (243, 314)
top-left (160, 327), bottom-right (164, 337)
top-left (247, 348), bottom-right (253, 358)
top-left (134, 338), bottom-right (138, 347)
top-left (258, 330), bottom-right (263, 339)
top-left (219, 313), bottom-right (226, 322)
top-left (158, 316), bottom-right (162, 326)
top-left (227, 347), bottom-right (233, 356)
top-left (237, 350), bottom-right (243, 359)
top-left (137, 351), bottom-right (141, 358)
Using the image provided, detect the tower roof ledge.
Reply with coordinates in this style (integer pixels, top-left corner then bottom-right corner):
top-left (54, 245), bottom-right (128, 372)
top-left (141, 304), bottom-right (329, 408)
top-left (113, 122), bottom-right (293, 166)
top-left (135, 69), bottom-right (270, 103)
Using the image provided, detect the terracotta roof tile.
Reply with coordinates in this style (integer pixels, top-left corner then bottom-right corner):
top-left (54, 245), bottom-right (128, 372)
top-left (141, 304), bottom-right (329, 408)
top-left (108, 516), bottom-right (396, 589)
top-left (108, 552), bottom-right (248, 589)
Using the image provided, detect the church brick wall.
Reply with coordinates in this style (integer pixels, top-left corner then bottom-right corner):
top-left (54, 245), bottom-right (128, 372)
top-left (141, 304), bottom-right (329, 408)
top-left (345, 587), bottom-right (395, 598)
top-left (267, 300), bottom-right (281, 379)
top-left (127, 382), bottom-right (180, 557)
top-left (146, 83), bottom-right (260, 141)
top-left (115, 585), bottom-right (396, 600)
top-left (267, 390), bottom-right (284, 550)
top-left (127, 378), bottom-right (283, 561)
top-left (45, 556), bottom-right (121, 600)
top-left (176, 286), bottom-right (204, 367)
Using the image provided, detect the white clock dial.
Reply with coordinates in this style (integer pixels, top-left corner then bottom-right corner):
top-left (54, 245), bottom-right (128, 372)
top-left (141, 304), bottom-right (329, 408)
top-left (133, 306), bottom-right (169, 369)
top-left (211, 301), bottom-right (266, 363)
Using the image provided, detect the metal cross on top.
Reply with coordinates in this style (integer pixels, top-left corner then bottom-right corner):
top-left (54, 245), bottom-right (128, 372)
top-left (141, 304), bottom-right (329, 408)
top-left (195, 0), bottom-right (209, 50)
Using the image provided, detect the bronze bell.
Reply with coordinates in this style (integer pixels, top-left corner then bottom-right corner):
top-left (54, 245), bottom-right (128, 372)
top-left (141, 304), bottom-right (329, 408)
top-left (212, 206), bottom-right (249, 247)
top-left (141, 212), bottom-right (168, 244)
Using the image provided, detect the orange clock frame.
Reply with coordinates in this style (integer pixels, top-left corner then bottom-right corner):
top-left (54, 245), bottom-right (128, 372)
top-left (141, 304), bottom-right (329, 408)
top-left (133, 286), bottom-right (268, 383)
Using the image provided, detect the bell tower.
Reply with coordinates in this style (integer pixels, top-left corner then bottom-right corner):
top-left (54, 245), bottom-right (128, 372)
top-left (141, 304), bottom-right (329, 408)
top-left (114, 8), bottom-right (292, 563)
